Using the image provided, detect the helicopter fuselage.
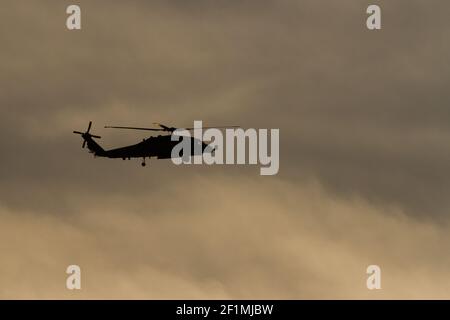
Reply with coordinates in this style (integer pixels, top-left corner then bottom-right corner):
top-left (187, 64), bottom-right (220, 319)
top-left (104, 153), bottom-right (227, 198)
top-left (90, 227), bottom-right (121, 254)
top-left (95, 134), bottom-right (208, 160)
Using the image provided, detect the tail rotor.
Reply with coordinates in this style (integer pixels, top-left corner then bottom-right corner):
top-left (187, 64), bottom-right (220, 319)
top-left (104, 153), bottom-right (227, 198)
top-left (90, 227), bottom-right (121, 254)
top-left (73, 121), bottom-right (101, 148)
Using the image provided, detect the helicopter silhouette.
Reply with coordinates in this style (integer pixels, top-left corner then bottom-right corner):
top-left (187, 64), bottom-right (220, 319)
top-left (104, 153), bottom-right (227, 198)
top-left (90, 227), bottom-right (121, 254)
top-left (73, 121), bottom-right (237, 166)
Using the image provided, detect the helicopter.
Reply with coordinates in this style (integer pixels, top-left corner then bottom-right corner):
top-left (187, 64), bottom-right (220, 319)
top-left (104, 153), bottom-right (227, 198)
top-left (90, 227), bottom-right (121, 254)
top-left (73, 121), bottom-right (238, 166)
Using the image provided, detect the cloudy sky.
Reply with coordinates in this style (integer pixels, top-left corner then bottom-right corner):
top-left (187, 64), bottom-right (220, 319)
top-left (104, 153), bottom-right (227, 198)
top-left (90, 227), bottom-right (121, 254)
top-left (1, 0), bottom-right (450, 299)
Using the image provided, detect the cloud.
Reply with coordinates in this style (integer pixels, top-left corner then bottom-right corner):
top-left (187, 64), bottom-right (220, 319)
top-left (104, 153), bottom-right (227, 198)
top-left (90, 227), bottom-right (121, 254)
top-left (1, 177), bottom-right (449, 299)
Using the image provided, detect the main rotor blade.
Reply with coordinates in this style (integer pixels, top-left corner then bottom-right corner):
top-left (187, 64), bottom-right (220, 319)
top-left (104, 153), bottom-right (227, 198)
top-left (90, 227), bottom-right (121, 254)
top-left (73, 131), bottom-right (84, 134)
top-left (183, 126), bottom-right (241, 130)
top-left (153, 123), bottom-right (171, 130)
top-left (152, 124), bottom-right (241, 131)
top-left (104, 126), bottom-right (164, 131)
top-left (87, 121), bottom-right (92, 133)
top-left (90, 135), bottom-right (101, 139)
top-left (104, 125), bottom-right (241, 132)
top-left (82, 140), bottom-right (86, 148)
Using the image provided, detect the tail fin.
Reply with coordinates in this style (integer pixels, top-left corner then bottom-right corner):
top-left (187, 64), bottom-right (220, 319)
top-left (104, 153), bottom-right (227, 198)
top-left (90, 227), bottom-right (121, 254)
top-left (84, 136), bottom-right (106, 156)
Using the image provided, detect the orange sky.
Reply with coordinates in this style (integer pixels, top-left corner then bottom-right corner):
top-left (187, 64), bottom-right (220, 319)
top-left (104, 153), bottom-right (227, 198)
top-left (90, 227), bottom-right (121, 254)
top-left (1, 0), bottom-right (450, 299)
